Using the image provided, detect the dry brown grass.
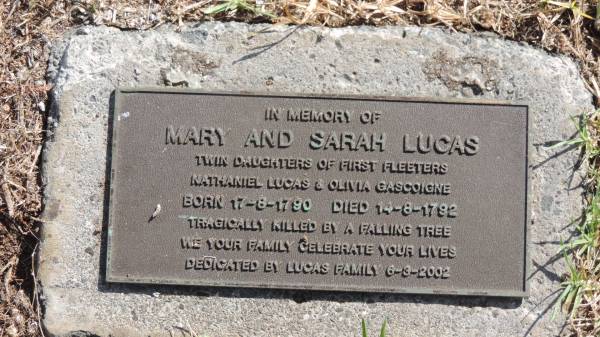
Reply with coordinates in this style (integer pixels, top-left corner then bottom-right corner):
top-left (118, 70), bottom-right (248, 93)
top-left (1, 1), bottom-right (599, 336)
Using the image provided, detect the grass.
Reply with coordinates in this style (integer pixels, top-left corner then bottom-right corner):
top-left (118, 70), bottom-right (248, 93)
top-left (542, 0), bottom-right (595, 20)
top-left (204, 0), bottom-right (276, 18)
top-left (361, 318), bottom-right (388, 337)
top-left (550, 112), bottom-right (600, 335)
top-left (1, 0), bottom-right (600, 336)
top-left (556, 252), bottom-right (586, 319)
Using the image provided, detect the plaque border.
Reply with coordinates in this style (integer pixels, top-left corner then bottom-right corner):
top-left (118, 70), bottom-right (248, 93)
top-left (106, 87), bottom-right (530, 298)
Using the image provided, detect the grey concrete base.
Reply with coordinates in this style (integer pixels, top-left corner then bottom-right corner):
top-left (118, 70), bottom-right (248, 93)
top-left (40, 22), bottom-right (591, 337)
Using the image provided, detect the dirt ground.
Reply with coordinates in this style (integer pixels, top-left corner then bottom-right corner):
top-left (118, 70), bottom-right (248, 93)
top-left (1, 1), bottom-right (599, 336)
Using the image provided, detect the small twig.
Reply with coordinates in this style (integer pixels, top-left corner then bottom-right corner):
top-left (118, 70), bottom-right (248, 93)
top-left (6, 0), bottom-right (21, 21)
top-left (31, 243), bottom-right (45, 337)
top-left (182, 0), bottom-right (212, 14)
top-left (146, 0), bottom-right (152, 22)
top-left (303, 0), bottom-right (318, 23)
top-left (6, 178), bottom-right (26, 192)
top-left (0, 256), bottom-right (16, 274)
top-left (2, 179), bottom-right (15, 218)
top-left (28, 145), bottom-right (42, 175)
top-left (2, 256), bottom-right (17, 298)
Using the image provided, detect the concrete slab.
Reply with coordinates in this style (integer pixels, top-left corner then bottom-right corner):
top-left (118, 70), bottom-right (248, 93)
top-left (40, 22), bottom-right (591, 337)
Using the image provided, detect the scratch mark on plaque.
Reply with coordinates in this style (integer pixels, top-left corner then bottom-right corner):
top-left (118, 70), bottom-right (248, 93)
top-left (118, 111), bottom-right (130, 121)
top-left (122, 111), bottom-right (130, 119)
top-left (148, 204), bottom-right (161, 222)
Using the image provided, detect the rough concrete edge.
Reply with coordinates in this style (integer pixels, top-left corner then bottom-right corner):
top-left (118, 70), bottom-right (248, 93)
top-left (46, 21), bottom-right (593, 101)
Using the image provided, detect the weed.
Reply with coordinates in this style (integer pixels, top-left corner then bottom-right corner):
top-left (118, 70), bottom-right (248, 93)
top-left (549, 113), bottom-right (600, 164)
top-left (541, 0), bottom-right (594, 20)
top-left (204, 0), bottom-right (275, 18)
top-left (553, 248), bottom-right (587, 319)
top-left (361, 318), bottom-right (387, 337)
top-left (550, 111), bottom-right (600, 325)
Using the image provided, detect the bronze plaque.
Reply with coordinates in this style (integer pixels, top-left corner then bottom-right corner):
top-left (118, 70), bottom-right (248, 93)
top-left (106, 89), bottom-right (529, 297)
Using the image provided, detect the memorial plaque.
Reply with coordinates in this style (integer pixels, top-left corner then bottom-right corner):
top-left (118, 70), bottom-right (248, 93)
top-left (106, 89), bottom-right (529, 297)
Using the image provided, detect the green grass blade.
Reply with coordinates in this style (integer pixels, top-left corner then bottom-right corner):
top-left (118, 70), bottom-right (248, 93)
top-left (571, 287), bottom-right (584, 318)
top-left (547, 138), bottom-right (584, 149)
top-left (238, 0), bottom-right (276, 17)
top-left (361, 319), bottom-right (368, 337)
top-left (379, 318), bottom-right (387, 337)
top-left (204, 2), bottom-right (232, 15)
top-left (552, 284), bottom-right (572, 320)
